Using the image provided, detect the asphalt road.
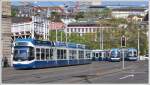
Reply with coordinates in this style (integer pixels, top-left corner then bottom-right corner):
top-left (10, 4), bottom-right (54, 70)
top-left (2, 60), bottom-right (148, 84)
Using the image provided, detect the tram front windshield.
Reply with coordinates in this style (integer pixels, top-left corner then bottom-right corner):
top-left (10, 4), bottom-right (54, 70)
top-left (13, 47), bottom-right (34, 61)
top-left (111, 51), bottom-right (119, 58)
top-left (128, 51), bottom-right (137, 57)
top-left (128, 51), bottom-right (132, 57)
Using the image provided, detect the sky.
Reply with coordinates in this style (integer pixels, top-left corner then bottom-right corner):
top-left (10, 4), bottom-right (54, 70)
top-left (11, 0), bottom-right (149, 8)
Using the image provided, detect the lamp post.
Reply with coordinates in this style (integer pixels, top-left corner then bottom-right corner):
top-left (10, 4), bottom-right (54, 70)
top-left (64, 4), bottom-right (68, 44)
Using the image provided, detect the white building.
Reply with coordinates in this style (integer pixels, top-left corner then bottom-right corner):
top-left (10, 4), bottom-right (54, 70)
top-left (11, 16), bottom-right (49, 41)
top-left (112, 8), bottom-right (147, 19)
top-left (64, 22), bottom-right (113, 36)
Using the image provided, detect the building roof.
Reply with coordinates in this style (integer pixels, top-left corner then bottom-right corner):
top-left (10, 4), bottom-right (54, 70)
top-left (112, 8), bottom-right (146, 12)
top-left (89, 5), bottom-right (107, 8)
top-left (127, 15), bottom-right (143, 18)
top-left (12, 17), bottom-right (32, 23)
top-left (49, 22), bottom-right (65, 30)
top-left (68, 22), bottom-right (99, 27)
top-left (32, 6), bottom-right (64, 11)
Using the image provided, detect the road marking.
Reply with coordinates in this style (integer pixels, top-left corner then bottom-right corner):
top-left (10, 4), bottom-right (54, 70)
top-left (119, 74), bottom-right (134, 80)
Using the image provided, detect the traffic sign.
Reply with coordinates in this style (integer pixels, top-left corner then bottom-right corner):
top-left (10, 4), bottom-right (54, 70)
top-left (121, 35), bottom-right (126, 47)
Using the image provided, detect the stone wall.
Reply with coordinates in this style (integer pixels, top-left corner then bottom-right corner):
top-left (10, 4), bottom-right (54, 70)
top-left (2, 1), bottom-right (12, 66)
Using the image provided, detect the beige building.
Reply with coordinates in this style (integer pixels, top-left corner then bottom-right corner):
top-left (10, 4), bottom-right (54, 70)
top-left (2, 1), bottom-right (12, 66)
top-left (127, 15), bottom-right (143, 23)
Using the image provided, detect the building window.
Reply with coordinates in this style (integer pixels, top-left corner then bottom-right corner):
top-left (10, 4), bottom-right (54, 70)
top-left (93, 29), bottom-right (95, 32)
top-left (82, 28), bottom-right (84, 32)
top-left (89, 28), bottom-right (91, 32)
top-left (67, 28), bottom-right (69, 32)
top-left (78, 28), bottom-right (80, 32)
top-left (74, 28), bottom-right (76, 32)
top-left (86, 28), bottom-right (88, 32)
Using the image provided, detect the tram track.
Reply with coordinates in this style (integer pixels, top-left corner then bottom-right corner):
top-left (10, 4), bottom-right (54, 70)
top-left (2, 61), bottom-right (139, 83)
top-left (46, 64), bottom-right (135, 83)
top-left (2, 62), bottom-right (109, 79)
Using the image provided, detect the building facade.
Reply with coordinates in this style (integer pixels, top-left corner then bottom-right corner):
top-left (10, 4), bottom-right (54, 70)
top-left (12, 4), bottom-right (64, 18)
top-left (2, 1), bottom-right (12, 66)
top-left (64, 22), bottom-right (113, 36)
top-left (127, 15), bottom-right (143, 23)
top-left (11, 16), bottom-right (49, 41)
top-left (112, 8), bottom-right (147, 19)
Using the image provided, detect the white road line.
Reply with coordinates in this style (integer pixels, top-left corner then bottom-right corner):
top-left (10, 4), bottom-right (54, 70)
top-left (119, 74), bottom-right (134, 80)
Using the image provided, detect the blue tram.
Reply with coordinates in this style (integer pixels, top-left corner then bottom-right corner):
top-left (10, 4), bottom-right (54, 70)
top-left (125, 48), bottom-right (138, 61)
top-left (12, 38), bottom-right (92, 69)
top-left (92, 50), bottom-right (110, 61)
top-left (109, 48), bottom-right (121, 62)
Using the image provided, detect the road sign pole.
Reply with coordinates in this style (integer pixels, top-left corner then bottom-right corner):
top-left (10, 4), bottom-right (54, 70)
top-left (121, 35), bottom-right (126, 69)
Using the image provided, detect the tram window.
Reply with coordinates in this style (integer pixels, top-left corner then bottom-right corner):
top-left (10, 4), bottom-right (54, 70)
top-left (57, 50), bottom-right (61, 59)
top-left (93, 53), bottom-right (95, 57)
top-left (134, 51), bottom-right (137, 56)
top-left (69, 50), bottom-right (72, 59)
top-left (117, 52), bottom-right (120, 57)
top-left (50, 49), bottom-right (53, 59)
top-left (69, 50), bottom-right (76, 59)
top-left (99, 53), bottom-right (102, 57)
top-left (60, 50), bottom-right (63, 59)
top-left (96, 53), bottom-right (99, 58)
top-left (41, 48), bottom-right (45, 60)
top-left (79, 51), bottom-right (84, 59)
top-left (86, 51), bottom-right (91, 58)
top-left (13, 50), bottom-right (19, 61)
top-left (46, 49), bottom-right (49, 60)
top-left (57, 49), bottom-right (67, 59)
top-left (73, 50), bottom-right (76, 59)
top-left (36, 48), bottom-right (40, 60)
top-left (28, 47), bottom-right (34, 60)
top-left (104, 53), bottom-right (106, 57)
top-left (63, 50), bottom-right (66, 59)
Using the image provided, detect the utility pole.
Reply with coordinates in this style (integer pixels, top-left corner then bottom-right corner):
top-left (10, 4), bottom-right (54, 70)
top-left (61, 31), bottom-right (63, 42)
top-left (65, 4), bottom-right (68, 44)
top-left (102, 27), bottom-right (103, 50)
top-left (99, 29), bottom-right (101, 49)
top-left (138, 28), bottom-right (140, 60)
top-left (55, 23), bottom-right (58, 42)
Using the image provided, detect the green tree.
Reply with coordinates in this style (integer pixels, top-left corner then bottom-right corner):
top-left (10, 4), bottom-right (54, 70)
top-left (11, 10), bottom-right (16, 17)
top-left (75, 12), bottom-right (84, 20)
top-left (49, 19), bottom-right (148, 55)
top-left (50, 11), bottom-right (61, 22)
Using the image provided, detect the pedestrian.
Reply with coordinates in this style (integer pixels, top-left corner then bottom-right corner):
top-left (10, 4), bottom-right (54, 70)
top-left (4, 57), bottom-right (9, 67)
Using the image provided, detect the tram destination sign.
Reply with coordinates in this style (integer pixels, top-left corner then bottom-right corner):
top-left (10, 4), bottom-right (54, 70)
top-left (15, 42), bottom-right (29, 46)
